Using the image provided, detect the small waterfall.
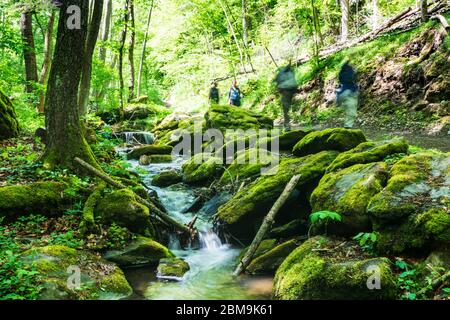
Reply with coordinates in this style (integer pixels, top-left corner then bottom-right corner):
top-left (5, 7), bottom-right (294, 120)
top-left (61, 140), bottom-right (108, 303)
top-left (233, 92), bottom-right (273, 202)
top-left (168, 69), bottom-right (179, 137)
top-left (199, 230), bottom-right (223, 250)
top-left (123, 132), bottom-right (155, 145)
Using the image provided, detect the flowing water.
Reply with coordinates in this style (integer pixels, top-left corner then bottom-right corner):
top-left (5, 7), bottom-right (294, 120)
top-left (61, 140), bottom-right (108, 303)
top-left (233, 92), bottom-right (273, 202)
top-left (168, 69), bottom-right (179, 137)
top-left (124, 156), bottom-right (272, 300)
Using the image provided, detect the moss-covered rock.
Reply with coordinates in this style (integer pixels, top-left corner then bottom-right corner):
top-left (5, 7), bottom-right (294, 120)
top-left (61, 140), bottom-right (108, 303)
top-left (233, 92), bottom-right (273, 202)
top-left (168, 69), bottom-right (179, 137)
top-left (152, 170), bottom-right (183, 187)
top-left (144, 154), bottom-right (173, 164)
top-left (219, 148), bottom-right (278, 185)
top-left (152, 114), bottom-right (205, 147)
top-left (157, 257), bottom-right (190, 279)
top-left (238, 239), bottom-right (279, 264)
top-left (124, 103), bottom-right (156, 120)
top-left (182, 153), bottom-right (224, 185)
top-left (127, 144), bottom-right (173, 160)
top-left (247, 239), bottom-right (301, 275)
top-left (268, 219), bottom-right (308, 239)
top-left (292, 128), bottom-right (367, 157)
top-left (21, 245), bottom-right (132, 300)
top-left (0, 89), bottom-right (19, 140)
top-left (273, 236), bottom-right (397, 300)
top-left (104, 236), bottom-right (174, 267)
top-left (326, 138), bottom-right (409, 173)
top-left (0, 182), bottom-right (70, 221)
top-left (216, 151), bottom-right (339, 243)
top-left (205, 105), bottom-right (273, 132)
top-left (368, 152), bottom-right (450, 253)
top-left (310, 162), bottom-right (388, 236)
top-left (258, 129), bottom-right (313, 152)
top-left (96, 189), bottom-right (155, 236)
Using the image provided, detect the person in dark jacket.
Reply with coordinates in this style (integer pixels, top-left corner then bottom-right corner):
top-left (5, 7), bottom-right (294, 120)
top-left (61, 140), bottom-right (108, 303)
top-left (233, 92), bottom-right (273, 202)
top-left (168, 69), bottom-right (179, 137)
top-left (336, 62), bottom-right (359, 128)
top-left (228, 80), bottom-right (242, 107)
top-left (209, 82), bottom-right (219, 104)
top-left (275, 63), bottom-right (297, 131)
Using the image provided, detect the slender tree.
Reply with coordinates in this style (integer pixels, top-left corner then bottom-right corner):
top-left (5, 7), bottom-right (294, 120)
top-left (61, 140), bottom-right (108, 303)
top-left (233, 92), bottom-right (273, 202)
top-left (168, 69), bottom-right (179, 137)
top-left (20, 11), bottom-right (39, 94)
top-left (128, 0), bottom-right (136, 101)
top-left (118, 0), bottom-right (130, 118)
top-left (99, 0), bottom-right (112, 63)
top-left (137, 0), bottom-right (155, 98)
top-left (241, 0), bottom-right (248, 46)
top-left (421, 0), bottom-right (429, 22)
top-left (340, 0), bottom-right (350, 42)
top-left (43, 0), bottom-right (100, 170)
top-left (371, 0), bottom-right (380, 31)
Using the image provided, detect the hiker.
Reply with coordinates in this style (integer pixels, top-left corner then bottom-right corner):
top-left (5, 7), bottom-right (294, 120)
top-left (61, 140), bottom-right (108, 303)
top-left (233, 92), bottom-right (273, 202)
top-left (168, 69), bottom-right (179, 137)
top-left (275, 63), bottom-right (298, 131)
top-left (336, 62), bottom-right (359, 128)
top-left (228, 80), bottom-right (242, 107)
top-left (209, 82), bottom-right (220, 104)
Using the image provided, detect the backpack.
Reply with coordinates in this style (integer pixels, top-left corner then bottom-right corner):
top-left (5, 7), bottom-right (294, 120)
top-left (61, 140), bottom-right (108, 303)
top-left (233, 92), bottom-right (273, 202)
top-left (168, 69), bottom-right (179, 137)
top-left (230, 87), bottom-right (241, 101)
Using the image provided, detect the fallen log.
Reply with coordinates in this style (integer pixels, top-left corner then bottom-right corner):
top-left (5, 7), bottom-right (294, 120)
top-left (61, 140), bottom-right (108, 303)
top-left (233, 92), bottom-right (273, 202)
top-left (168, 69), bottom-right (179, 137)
top-left (233, 174), bottom-right (302, 277)
top-left (432, 14), bottom-right (450, 35)
top-left (74, 157), bottom-right (191, 235)
top-left (80, 181), bottom-right (106, 235)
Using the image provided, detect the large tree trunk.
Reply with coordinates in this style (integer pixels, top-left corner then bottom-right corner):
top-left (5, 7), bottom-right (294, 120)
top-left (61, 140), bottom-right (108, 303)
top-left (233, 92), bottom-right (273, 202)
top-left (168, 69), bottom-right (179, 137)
top-left (37, 11), bottom-right (55, 113)
top-left (20, 12), bottom-right (39, 95)
top-left (340, 0), bottom-right (350, 42)
top-left (99, 0), bottom-right (112, 63)
top-left (421, 0), bottom-right (429, 22)
top-left (43, 0), bottom-right (100, 170)
top-left (78, 0), bottom-right (104, 115)
top-left (118, 0), bottom-right (130, 119)
top-left (128, 0), bottom-right (136, 101)
top-left (137, 0), bottom-right (154, 98)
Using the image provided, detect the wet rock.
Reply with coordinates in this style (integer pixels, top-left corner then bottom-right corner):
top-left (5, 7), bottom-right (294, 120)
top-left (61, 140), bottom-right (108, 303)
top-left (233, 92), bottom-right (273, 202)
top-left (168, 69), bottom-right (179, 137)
top-left (198, 192), bottom-right (232, 216)
top-left (127, 144), bottom-right (173, 160)
top-left (0, 182), bottom-right (70, 221)
top-left (368, 152), bottom-right (450, 253)
top-left (310, 162), bottom-right (388, 236)
top-left (157, 257), bottom-right (190, 279)
top-left (293, 128), bottom-right (367, 157)
top-left (205, 105), bottom-right (273, 132)
top-left (182, 153), bottom-right (224, 185)
top-left (216, 151), bottom-right (339, 243)
top-left (273, 236), bottom-right (397, 300)
top-left (21, 245), bottom-right (132, 300)
top-left (148, 154), bottom-right (173, 164)
top-left (96, 189), bottom-right (155, 237)
top-left (104, 236), bottom-right (174, 267)
top-left (268, 219), bottom-right (308, 239)
top-left (0, 89), bottom-right (19, 140)
top-left (326, 138), bottom-right (409, 173)
top-left (152, 114), bottom-right (205, 147)
top-left (152, 170), bottom-right (183, 187)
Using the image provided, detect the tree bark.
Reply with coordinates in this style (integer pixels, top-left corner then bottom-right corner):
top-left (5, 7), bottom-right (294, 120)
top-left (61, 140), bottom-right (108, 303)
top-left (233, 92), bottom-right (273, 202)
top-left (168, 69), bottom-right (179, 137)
top-left (118, 0), bottom-right (130, 119)
top-left (233, 174), bottom-right (302, 277)
top-left (20, 12), bottom-right (39, 94)
top-left (421, 0), bottom-right (429, 22)
top-left (128, 0), bottom-right (136, 101)
top-left (43, 0), bottom-right (100, 171)
top-left (372, 0), bottom-right (380, 31)
top-left (37, 11), bottom-right (55, 113)
top-left (241, 0), bottom-right (248, 46)
top-left (78, 0), bottom-right (104, 115)
top-left (340, 0), bottom-right (350, 42)
top-left (99, 0), bottom-right (112, 63)
top-left (137, 0), bottom-right (155, 98)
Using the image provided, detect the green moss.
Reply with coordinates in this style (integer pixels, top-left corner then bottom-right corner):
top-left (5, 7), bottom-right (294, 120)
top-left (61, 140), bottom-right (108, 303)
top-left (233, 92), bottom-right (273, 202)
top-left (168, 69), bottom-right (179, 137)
top-left (182, 153), bottom-right (224, 185)
top-left (99, 268), bottom-right (133, 299)
top-left (269, 219), bottom-right (306, 239)
top-left (152, 170), bottom-right (182, 187)
top-left (0, 182), bottom-right (69, 221)
top-left (0, 89), bottom-right (19, 139)
top-left (326, 138), bottom-right (409, 173)
top-left (205, 104), bottom-right (273, 131)
top-left (126, 144), bottom-right (173, 160)
top-left (157, 258), bottom-right (190, 278)
top-left (292, 128), bottom-right (367, 157)
top-left (217, 151), bottom-right (339, 243)
top-left (80, 183), bottom-right (105, 235)
top-left (238, 239), bottom-right (279, 263)
top-left (310, 162), bottom-right (388, 236)
top-left (149, 154), bottom-right (173, 163)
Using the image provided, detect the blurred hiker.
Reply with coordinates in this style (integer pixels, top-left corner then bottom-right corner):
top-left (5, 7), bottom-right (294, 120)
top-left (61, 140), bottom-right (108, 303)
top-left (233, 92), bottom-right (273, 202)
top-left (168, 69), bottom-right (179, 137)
top-left (275, 62), bottom-right (297, 131)
top-left (336, 62), bottom-right (359, 129)
top-left (209, 82), bottom-right (220, 104)
top-left (228, 80), bottom-right (242, 107)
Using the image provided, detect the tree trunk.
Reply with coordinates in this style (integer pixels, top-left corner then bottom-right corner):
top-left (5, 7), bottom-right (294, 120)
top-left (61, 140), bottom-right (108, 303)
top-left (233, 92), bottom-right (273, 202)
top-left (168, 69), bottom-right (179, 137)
top-left (372, 0), bottom-right (380, 31)
top-left (118, 0), bottom-right (130, 119)
top-left (340, 0), bottom-right (350, 42)
top-left (128, 0), bottom-right (136, 101)
top-left (241, 0), bottom-right (248, 46)
top-left (20, 12), bottom-right (39, 95)
top-left (421, 0), bottom-right (429, 22)
top-left (43, 0), bottom-right (100, 171)
top-left (78, 0), bottom-right (104, 116)
top-left (99, 0), bottom-right (112, 63)
top-left (37, 11), bottom-right (55, 113)
top-left (137, 0), bottom-right (154, 98)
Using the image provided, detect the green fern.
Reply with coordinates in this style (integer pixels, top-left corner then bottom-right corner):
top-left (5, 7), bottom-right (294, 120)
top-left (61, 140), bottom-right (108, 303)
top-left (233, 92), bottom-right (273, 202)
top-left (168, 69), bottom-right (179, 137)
top-left (310, 211), bottom-right (342, 223)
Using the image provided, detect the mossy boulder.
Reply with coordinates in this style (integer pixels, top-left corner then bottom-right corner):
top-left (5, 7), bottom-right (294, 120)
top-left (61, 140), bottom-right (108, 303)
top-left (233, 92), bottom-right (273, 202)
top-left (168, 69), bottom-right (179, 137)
top-left (246, 239), bottom-right (301, 275)
top-left (0, 182), bottom-right (70, 221)
top-left (140, 154), bottom-right (173, 164)
top-left (127, 144), bottom-right (173, 160)
top-left (124, 103), bottom-right (155, 120)
top-left (21, 245), bottom-right (132, 300)
top-left (268, 219), bottom-right (308, 239)
top-left (96, 189), bottom-right (155, 237)
top-left (273, 236), bottom-right (397, 300)
top-left (367, 152), bottom-right (450, 253)
top-left (182, 153), bottom-right (225, 185)
top-left (205, 105), bottom-right (273, 131)
top-left (157, 257), bottom-right (190, 279)
top-left (258, 129), bottom-right (312, 152)
top-left (152, 114), bottom-right (205, 147)
top-left (0, 89), bottom-right (19, 140)
top-left (219, 148), bottom-right (278, 185)
top-left (104, 236), bottom-right (174, 267)
top-left (326, 138), bottom-right (409, 173)
top-left (152, 170), bottom-right (183, 187)
top-left (216, 151), bottom-right (339, 243)
top-left (310, 162), bottom-right (388, 236)
top-left (292, 128), bottom-right (367, 157)
top-left (238, 239), bottom-right (279, 264)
